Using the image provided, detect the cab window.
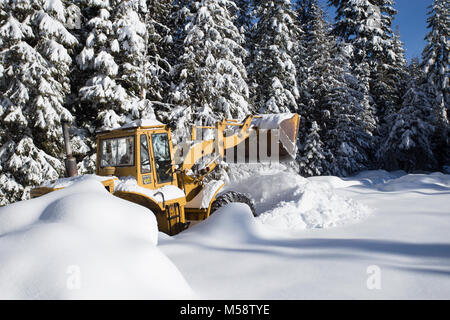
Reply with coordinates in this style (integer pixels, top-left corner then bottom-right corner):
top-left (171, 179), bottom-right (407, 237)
top-left (151, 133), bottom-right (172, 183)
top-left (100, 136), bottom-right (134, 167)
top-left (140, 134), bottom-right (151, 174)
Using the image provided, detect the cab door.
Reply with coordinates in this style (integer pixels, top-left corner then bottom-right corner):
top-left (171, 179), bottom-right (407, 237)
top-left (148, 130), bottom-right (176, 187)
top-left (138, 133), bottom-right (154, 188)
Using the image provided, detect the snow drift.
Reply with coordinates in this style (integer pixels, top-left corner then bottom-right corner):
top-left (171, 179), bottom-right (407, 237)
top-left (0, 177), bottom-right (195, 299)
top-left (223, 164), bottom-right (371, 230)
top-left (176, 203), bottom-right (265, 244)
top-left (377, 172), bottom-right (450, 192)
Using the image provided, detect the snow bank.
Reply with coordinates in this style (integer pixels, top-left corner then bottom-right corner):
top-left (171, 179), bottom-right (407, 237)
top-left (306, 170), bottom-right (407, 189)
top-left (177, 203), bottom-right (264, 243)
top-left (307, 175), bottom-right (362, 189)
top-left (223, 165), bottom-right (370, 231)
top-left (351, 170), bottom-right (406, 186)
top-left (377, 172), bottom-right (450, 192)
top-left (0, 179), bottom-right (195, 299)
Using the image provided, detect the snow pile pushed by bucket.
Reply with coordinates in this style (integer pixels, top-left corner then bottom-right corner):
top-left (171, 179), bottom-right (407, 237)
top-left (0, 178), bottom-right (195, 299)
top-left (224, 164), bottom-right (370, 230)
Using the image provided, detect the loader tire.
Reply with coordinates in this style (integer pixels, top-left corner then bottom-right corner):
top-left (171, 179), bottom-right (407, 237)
top-left (210, 191), bottom-right (257, 217)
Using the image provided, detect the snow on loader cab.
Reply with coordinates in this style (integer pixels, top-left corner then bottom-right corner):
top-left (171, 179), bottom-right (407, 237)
top-left (30, 114), bottom-right (300, 235)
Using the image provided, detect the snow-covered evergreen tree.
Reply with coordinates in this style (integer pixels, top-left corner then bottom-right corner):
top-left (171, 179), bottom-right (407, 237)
top-left (376, 26), bottom-right (410, 167)
top-left (294, 0), bottom-right (314, 119)
top-left (113, 0), bottom-right (171, 119)
top-left (75, 0), bottom-right (131, 131)
top-left (72, 0), bottom-right (174, 172)
top-left (296, 1), bottom-right (375, 176)
top-left (389, 26), bottom-right (409, 111)
top-left (0, 0), bottom-right (78, 204)
top-left (298, 121), bottom-right (327, 176)
top-left (421, 0), bottom-right (449, 168)
top-left (232, 0), bottom-right (255, 77)
top-left (330, 0), bottom-right (396, 62)
top-left (142, 0), bottom-right (180, 126)
top-left (326, 60), bottom-right (377, 176)
top-left (233, 0), bottom-right (254, 32)
top-left (135, 0), bottom-right (173, 107)
top-left (75, 0), bottom-right (173, 130)
top-left (249, 0), bottom-right (303, 114)
top-left (329, 0), bottom-right (400, 146)
top-left (168, 0), bottom-right (251, 142)
top-left (379, 60), bottom-right (437, 171)
top-left (298, 0), bottom-right (331, 123)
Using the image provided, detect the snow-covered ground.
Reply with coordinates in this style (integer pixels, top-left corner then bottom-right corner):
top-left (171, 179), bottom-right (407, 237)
top-left (0, 167), bottom-right (449, 299)
top-left (0, 178), bottom-right (195, 299)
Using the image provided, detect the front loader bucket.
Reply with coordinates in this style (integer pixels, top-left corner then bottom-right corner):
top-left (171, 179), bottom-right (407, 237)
top-left (224, 113), bottom-right (300, 163)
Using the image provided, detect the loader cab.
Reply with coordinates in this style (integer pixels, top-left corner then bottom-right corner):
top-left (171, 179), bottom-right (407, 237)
top-left (96, 120), bottom-right (177, 190)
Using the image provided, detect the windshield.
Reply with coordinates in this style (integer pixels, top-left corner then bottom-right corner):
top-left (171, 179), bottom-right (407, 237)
top-left (151, 133), bottom-right (172, 183)
top-left (100, 136), bottom-right (134, 167)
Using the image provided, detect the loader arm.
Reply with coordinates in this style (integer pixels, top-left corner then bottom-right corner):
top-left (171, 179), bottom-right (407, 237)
top-left (177, 113), bottom-right (300, 180)
top-left (178, 116), bottom-right (254, 176)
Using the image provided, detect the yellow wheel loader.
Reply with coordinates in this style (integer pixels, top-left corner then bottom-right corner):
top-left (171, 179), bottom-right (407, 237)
top-left (30, 114), bottom-right (300, 235)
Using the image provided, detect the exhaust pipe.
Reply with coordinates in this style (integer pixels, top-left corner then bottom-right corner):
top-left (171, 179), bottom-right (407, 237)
top-left (61, 120), bottom-right (78, 177)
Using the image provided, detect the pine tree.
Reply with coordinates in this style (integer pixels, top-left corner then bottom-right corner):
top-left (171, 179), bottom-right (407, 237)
top-left (137, 0), bottom-right (173, 107)
top-left (168, 0), bottom-right (251, 142)
top-left (72, 0), bottom-right (174, 172)
top-left (322, 46), bottom-right (378, 176)
top-left (298, 0), bottom-right (331, 123)
top-left (0, 0), bottom-right (78, 204)
top-left (75, 0), bottom-right (171, 130)
top-left (75, 0), bottom-right (131, 131)
top-left (297, 1), bottom-right (375, 176)
top-left (329, 0), bottom-right (399, 152)
top-left (376, 26), bottom-right (410, 168)
top-left (233, 0), bottom-right (254, 32)
top-left (142, 0), bottom-right (179, 127)
top-left (389, 26), bottom-right (409, 113)
top-left (421, 0), bottom-right (449, 168)
top-left (113, 0), bottom-right (169, 119)
top-left (298, 121), bottom-right (327, 177)
top-left (379, 60), bottom-right (437, 171)
top-left (249, 0), bottom-right (303, 114)
top-left (233, 0), bottom-right (255, 78)
top-left (294, 0), bottom-right (314, 119)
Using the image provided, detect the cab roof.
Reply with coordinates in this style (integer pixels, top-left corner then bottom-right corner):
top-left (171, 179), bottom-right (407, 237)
top-left (96, 119), bottom-right (166, 134)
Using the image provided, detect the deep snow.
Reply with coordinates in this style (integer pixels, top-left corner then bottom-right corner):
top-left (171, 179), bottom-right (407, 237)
top-left (0, 177), bottom-right (195, 299)
top-left (160, 166), bottom-right (450, 299)
top-left (0, 167), bottom-right (449, 299)
top-left (223, 166), bottom-right (371, 230)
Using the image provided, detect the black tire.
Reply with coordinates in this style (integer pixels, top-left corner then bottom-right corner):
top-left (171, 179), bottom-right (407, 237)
top-left (210, 191), bottom-right (257, 217)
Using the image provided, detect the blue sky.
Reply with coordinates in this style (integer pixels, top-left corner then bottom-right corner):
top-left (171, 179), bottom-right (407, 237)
top-left (392, 0), bottom-right (433, 61)
top-left (320, 0), bottom-right (434, 62)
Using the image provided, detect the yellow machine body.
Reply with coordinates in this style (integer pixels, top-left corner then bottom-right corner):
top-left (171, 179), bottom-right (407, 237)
top-left (31, 114), bottom-right (300, 235)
